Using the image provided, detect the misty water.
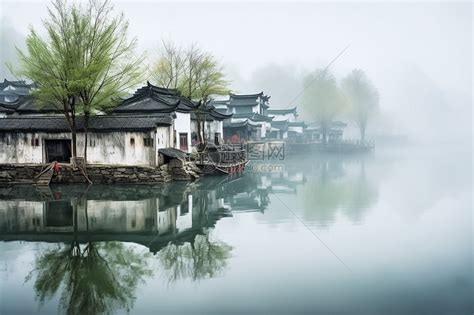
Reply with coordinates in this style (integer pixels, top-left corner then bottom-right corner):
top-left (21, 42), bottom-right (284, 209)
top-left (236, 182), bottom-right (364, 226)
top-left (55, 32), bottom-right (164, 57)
top-left (0, 147), bottom-right (471, 314)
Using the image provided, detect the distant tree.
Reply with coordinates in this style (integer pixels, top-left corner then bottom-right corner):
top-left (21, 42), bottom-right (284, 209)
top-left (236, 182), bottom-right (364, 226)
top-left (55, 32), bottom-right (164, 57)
top-left (302, 69), bottom-right (347, 144)
top-left (183, 51), bottom-right (229, 145)
top-left (341, 69), bottom-right (379, 143)
top-left (151, 42), bottom-right (229, 145)
top-left (73, 0), bottom-right (143, 164)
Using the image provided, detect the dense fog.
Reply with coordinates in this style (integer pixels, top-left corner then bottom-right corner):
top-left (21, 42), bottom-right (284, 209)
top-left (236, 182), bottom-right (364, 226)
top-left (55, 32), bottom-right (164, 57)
top-left (1, 1), bottom-right (471, 146)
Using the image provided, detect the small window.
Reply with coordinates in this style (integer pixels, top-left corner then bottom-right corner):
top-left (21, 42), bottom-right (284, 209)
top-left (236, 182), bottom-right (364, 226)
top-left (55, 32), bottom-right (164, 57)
top-left (144, 137), bottom-right (153, 147)
top-left (89, 138), bottom-right (95, 147)
top-left (31, 138), bottom-right (39, 147)
top-left (130, 137), bottom-right (135, 145)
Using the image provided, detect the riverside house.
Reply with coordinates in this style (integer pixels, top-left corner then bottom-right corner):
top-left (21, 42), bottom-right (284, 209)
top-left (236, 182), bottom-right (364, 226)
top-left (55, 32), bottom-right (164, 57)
top-left (0, 81), bottom-right (231, 166)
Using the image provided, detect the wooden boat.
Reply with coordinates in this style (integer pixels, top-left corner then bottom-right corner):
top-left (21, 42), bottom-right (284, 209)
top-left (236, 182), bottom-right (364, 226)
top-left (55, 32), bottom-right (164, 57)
top-left (191, 144), bottom-right (249, 175)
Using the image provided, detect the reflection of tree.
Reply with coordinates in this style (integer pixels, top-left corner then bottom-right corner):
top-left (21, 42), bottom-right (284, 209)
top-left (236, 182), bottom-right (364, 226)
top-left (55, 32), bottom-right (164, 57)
top-left (303, 159), bottom-right (378, 224)
top-left (26, 240), bottom-right (152, 315)
top-left (158, 231), bottom-right (232, 283)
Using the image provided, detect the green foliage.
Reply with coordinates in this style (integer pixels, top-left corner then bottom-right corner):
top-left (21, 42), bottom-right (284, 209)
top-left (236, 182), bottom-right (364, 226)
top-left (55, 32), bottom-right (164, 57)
top-left (301, 69), bottom-right (347, 143)
top-left (26, 241), bottom-right (152, 315)
top-left (14, 0), bottom-right (80, 112)
top-left (341, 69), bottom-right (380, 142)
top-left (302, 69), bottom-right (347, 124)
top-left (158, 231), bottom-right (233, 283)
top-left (73, 0), bottom-right (143, 115)
top-left (151, 41), bottom-right (230, 144)
top-left (303, 158), bottom-right (378, 224)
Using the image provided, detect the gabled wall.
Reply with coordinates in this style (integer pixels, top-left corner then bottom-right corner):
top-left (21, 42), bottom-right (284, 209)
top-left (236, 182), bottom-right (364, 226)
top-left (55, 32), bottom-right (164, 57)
top-left (173, 112), bottom-right (191, 152)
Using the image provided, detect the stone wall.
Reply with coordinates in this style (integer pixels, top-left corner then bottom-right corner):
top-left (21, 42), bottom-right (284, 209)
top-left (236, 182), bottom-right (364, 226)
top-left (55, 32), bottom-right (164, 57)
top-left (0, 163), bottom-right (173, 185)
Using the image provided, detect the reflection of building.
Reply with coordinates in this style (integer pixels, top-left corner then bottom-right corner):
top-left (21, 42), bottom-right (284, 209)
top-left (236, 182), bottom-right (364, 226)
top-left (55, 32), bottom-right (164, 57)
top-left (0, 169), bottom-right (306, 251)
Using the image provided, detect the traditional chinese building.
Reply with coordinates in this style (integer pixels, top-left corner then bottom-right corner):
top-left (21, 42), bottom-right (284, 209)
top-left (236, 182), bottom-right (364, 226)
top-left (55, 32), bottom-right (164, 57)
top-left (0, 80), bottom-right (232, 166)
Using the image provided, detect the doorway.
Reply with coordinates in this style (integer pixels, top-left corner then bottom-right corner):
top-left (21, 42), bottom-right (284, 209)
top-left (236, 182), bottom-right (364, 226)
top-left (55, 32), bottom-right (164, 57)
top-left (179, 133), bottom-right (188, 151)
top-left (45, 139), bottom-right (72, 163)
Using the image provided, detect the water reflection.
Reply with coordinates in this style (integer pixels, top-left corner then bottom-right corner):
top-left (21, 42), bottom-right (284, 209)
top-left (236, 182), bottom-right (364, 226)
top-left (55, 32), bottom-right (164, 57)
top-left (0, 156), bottom-right (379, 314)
top-left (26, 241), bottom-right (151, 315)
top-left (302, 157), bottom-right (378, 225)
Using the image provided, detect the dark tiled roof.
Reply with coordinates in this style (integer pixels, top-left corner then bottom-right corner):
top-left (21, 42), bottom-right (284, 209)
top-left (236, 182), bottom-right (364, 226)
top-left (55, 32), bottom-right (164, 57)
top-left (271, 120), bottom-right (289, 131)
top-left (229, 92), bottom-right (263, 99)
top-left (0, 115), bottom-right (172, 132)
top-left (288, 121), bottom-right (307, 128)
top-left (210, 100), bottom-right (229, 106)
top-left (228, 92), bottom-right (270, 108)
top-left (0, 79), bottom-right (35, 90)
top-left (0, 95), bottom-right (60, 113)
top-left (224, 120), bottom-right (249, 128)
top-left (158, 148), bottom-right (188, 159)
top-left (231, 112), bottom-right (273, 122)
top-left (115, 81), bottom-right (198, 114)
top-left (0, 105), bottom-right (14, 113)
top-left (267, 107), bottom-right (297, 115)
top-left (224, 120), bottom-right (260, 129)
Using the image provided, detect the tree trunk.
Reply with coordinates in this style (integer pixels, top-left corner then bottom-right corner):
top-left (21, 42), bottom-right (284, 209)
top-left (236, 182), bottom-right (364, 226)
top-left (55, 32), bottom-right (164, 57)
top-left (321, 121), bottom-right (328, 145)
top-left (84, 113), bottom-right (90, 166)
top-left (71, 125), bottom-right (77, 161)
top-left (197, 115), bottom-right (203, 145)
top-left (69, 96), bottom-right (78, 163)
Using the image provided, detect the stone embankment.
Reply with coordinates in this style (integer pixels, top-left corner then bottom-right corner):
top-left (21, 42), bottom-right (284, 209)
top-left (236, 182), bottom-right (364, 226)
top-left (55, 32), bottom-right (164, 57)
top-left (0, 163), bottom-right (202, 185)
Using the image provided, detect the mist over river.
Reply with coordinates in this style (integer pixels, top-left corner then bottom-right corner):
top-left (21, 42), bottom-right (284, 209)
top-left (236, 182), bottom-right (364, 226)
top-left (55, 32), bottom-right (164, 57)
top-left (0, 145), bottom-right (471, 314)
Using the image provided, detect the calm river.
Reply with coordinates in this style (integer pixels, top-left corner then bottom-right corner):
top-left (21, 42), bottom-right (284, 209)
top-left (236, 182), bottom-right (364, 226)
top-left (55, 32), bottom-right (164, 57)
top-left (0, 146), bottom-right (472, 314)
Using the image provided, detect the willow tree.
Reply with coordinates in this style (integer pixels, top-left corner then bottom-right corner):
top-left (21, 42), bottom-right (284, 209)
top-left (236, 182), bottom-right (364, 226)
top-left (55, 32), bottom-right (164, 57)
top-left (15, 0), bottom-right (83, 161)
top-left (302, 69), bottom-right (346, 144)
top-left (74, 0), bottom-right (143, 163)
top-left (15, 0), bottom-right (142, 165)
top-left (341, 69), bottom-right (379, 143)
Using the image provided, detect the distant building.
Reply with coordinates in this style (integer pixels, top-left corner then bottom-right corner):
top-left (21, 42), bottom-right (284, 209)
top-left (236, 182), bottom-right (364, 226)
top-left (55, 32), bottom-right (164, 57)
top-left (304, 121), bottom-right (347, 143)
top-left (218, 92), bottom-right (272, 141)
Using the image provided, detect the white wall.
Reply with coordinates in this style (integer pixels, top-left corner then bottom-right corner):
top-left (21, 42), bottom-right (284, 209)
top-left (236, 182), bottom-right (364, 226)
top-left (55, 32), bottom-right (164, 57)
top-left (191, 119), bottom-right (224, 145)
top-left (155, 126), bottom-right (171, 150)
top-left (0, 130), bottom-right (162, 166)
top-left (173, 112), bottom-right (191, 152)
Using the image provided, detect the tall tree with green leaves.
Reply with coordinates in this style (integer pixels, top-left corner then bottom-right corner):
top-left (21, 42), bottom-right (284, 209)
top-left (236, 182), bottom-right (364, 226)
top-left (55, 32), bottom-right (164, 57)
top-left (302, 69), bottom-right (347, 144)
top-left (73, 0), bottom-right (143, 163)
top-left (341, 69), bottom-right (379, 143)
top-left (14, 0), bottom-right (142, 165)
top-left (15, 0), bottom-right (83, 161)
